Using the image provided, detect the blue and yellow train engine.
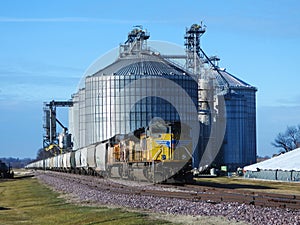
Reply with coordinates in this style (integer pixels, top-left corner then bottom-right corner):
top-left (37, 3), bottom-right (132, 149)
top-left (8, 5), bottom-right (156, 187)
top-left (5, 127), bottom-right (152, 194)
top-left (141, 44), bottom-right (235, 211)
top-left (107, 122), bottom-right (193, 182)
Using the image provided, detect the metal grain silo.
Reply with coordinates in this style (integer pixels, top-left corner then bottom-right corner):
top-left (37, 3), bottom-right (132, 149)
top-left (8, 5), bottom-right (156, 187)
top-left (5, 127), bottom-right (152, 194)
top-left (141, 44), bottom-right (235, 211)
top-left (219, 71), bottom-right (257, 171)
top-left (183, 23), bottom-right (257, 172)
top-left (70, 27), bottom-right (198, 149)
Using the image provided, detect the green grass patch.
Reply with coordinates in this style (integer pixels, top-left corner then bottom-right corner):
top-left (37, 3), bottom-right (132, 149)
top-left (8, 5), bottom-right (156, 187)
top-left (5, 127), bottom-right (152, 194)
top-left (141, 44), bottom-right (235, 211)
top-left (0, 178), bottom-right (170, 225)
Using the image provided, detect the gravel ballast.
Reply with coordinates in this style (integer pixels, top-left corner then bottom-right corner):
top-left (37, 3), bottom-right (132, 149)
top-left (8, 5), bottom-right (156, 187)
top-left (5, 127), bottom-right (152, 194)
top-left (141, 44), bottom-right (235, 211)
top-left (36, 171), bottom-right (300, 225)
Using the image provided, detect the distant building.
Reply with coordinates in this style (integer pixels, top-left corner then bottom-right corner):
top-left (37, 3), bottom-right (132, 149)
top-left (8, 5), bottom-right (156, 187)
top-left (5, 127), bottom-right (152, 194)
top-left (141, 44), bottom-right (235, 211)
top-left (244, 148), bottom-right (300, 182)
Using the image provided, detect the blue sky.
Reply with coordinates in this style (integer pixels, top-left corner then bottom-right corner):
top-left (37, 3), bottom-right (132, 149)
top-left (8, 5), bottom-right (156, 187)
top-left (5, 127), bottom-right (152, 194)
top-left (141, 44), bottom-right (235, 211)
top-left (0, 0), bottom-right (300, 158)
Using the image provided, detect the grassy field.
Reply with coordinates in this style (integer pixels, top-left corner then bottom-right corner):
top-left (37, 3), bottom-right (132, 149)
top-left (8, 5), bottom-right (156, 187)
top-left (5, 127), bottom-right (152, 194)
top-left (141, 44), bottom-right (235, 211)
top-left (195, 176), bottom-right (300, 195)
top-left (0, 175), bottom-right (248, 225)
top-left (0, 177), bottom-right (169, 225)
top-left (1, 172), bottom-right (298, 225)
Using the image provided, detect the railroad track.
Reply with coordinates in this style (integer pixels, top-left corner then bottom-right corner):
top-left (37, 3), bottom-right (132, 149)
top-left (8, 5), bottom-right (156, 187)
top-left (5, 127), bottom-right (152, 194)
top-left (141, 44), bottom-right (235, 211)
top-left (157, 183), bottom-right (300, 210)
top-left (41, 171), bottom-right (300, 210)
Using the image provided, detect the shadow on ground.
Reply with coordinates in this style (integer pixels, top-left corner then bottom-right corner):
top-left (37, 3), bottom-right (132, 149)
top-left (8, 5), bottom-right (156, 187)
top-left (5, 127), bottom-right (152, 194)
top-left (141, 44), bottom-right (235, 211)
top-left (0, 207), bottom-right (11, 210)
top-left (194, 180), bottom-right (274, 190)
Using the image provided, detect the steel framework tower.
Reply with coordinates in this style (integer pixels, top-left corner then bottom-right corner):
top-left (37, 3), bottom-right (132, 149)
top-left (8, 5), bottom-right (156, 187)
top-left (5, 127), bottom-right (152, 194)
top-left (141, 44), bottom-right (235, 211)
top-left (43, 100), bottom-right (73, 153)
top-left (184, 23), bottom-right (206, 74)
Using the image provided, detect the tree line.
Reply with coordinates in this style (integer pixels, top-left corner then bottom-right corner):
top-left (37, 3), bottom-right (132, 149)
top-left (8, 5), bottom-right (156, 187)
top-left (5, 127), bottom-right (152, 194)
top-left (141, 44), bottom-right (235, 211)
top-left (0, 158), bottom-right (32, 169)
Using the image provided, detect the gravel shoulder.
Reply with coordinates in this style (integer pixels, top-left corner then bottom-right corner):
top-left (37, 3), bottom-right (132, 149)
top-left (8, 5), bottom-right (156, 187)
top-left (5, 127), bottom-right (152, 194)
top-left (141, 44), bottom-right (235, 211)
top-left (36, 171), bottom-right (300, 225)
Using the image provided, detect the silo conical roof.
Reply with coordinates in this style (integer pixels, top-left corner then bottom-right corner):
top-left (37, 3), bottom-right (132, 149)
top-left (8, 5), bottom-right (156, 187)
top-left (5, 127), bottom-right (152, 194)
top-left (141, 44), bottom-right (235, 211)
top-left (90, 52), bottom-right (190, 77)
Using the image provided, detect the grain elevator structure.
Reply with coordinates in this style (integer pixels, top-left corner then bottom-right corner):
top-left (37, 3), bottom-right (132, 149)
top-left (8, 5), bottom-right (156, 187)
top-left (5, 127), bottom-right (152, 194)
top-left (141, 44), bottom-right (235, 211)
top-left (66, 24), bottom-right (257, 172)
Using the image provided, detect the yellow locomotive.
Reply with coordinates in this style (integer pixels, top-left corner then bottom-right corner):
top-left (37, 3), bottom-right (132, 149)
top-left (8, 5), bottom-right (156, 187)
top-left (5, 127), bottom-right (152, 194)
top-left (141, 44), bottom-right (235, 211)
top-left (107, 121), bottom-right (193, 182)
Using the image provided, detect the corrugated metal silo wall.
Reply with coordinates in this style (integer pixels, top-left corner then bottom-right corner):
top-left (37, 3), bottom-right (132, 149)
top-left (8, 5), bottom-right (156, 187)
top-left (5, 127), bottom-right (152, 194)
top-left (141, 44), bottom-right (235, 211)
top-left (85, 75), bottom-right (118, 144)
top-left (243, 89), bottom-right (256, 165)
top-left (79, 88), bottom-right (86, 148)
top-left (84, 74), bottom-right (118, 145)
top-left (79, 70), bottom-right (198, 148)
top-left (69, 93), bottom-right (80, 150)
top-left (221, 88), bottom-right (256, 171)
top-left (85, 76), bottom-right (93, 145)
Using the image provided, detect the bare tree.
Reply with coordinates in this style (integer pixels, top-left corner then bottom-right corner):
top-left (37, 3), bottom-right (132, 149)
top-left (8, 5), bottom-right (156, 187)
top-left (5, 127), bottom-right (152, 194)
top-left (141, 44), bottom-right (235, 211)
top-left (36, 148), bottom-right (55, 160)
top-left (272, 125), bottom-right (300, 153)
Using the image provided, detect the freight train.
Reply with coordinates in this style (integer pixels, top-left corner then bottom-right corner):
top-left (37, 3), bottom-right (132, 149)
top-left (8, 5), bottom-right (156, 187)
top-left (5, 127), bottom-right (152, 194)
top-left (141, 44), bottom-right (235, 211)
top-left (26, 121), bottom-right (194, 183)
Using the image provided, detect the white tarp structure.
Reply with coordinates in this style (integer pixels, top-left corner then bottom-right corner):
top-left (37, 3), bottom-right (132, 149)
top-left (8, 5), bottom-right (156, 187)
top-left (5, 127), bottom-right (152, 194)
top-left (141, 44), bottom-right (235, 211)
top-left (244, 147), bottom-right (300, 172)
